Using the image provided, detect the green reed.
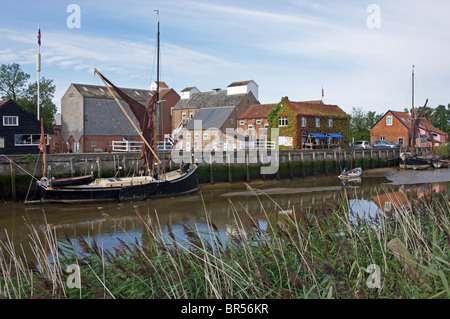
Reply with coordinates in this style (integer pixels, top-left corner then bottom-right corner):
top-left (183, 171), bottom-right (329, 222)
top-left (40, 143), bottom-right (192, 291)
top-left (0, 185), bottom-right (448, 299)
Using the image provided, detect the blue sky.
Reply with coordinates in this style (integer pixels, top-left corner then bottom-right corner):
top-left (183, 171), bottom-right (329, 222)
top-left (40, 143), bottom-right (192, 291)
top-left (1, 0), bottom-right (449, 115)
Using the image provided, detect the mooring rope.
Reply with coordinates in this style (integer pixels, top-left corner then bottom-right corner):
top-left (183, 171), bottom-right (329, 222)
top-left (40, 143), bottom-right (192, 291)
top-left (0, 155), bottom-right (39, 181)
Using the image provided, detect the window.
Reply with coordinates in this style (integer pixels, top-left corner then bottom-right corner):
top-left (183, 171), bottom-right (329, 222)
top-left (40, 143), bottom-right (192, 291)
top-left (0, 137), bottom-right (4, 148)
top-left (182, 113), bottom-right (187, 118)
top-left (190, 113), bottom-right (194, 119)
top-left (91, 141), bottom-right (97, 147)
top-left (186, 133), bottom-right (191, 138)
top-left (278, 117), bottom-right (288, 127)
top-left (15, 134), bottom-right (47, 146)
top-left (203, 133), bottom-right (208, 139)
top-left (256, 120), bottom-right (262, 125)
top-left (194, 133), bottom-right (199, 138)
top-left (386, 116), bottom-right (393, 126)
top-left (380, 136), bottom-right (386, 141)
top-left (239, 120), bottom-right (245, 125)
top-left (248, 125), bottom-right (253, 129)
top-left (328, 118), bottom-right (333, 127)
top-left (398, 137), bottom-right (404, 145)
top-left (301, 117), bottom-right (306, 127)
top-left (3, 116), bottom-right (18, 126)
top-left (315, 117), bottom-right (320, 127)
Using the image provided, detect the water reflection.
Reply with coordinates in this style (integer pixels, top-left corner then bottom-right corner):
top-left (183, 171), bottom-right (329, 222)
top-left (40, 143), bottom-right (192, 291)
top-left (0, 171), bottom-right (448, 260)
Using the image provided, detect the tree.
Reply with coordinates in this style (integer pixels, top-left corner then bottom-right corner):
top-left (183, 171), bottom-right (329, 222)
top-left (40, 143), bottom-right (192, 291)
top-left (0, 63), bottom-right (57, 129)
top-left (18, 77), bottom-right (57, 129)
top-left (0, 63), bottom-right (30, 101)
top-left (428, 104), bottom-right (450, 135)
top-left (350, 107), bottom-right (381, 142)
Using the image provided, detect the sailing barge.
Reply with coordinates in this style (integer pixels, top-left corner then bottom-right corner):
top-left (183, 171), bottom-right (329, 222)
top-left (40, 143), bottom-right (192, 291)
top-left (26, 18), bottom-right (199, 204)
top-left (25, 164), bottom-right (198, 204)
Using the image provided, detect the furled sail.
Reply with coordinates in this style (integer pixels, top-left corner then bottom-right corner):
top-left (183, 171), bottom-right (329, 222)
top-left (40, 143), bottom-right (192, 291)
top-left (96, 71), bottom-right (158, 167)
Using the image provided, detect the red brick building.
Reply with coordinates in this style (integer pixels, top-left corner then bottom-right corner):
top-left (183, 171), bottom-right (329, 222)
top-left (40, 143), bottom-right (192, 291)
top-left (370, 110), bottom-right (448, 147)
top-left (237, 103), bottom-right (276, 141)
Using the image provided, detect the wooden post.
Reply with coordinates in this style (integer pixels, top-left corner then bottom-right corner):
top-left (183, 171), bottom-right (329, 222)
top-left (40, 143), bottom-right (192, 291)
top-left (10, 161), bottom-right (16, 202)
top-left (288, 152), bottom-right (293, 180)
top-left (228, 153), bottom-right (232, 184)
top-left (210, 154), bottom-right (214, 184)
top-left (246, 152), bottom-right (250, 182)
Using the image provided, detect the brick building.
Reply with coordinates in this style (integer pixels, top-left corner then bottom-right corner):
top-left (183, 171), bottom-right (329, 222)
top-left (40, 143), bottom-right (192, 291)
top-left (370, 110), bottom-right (448, 147)
top-left (270, 97), bottom-right (350, 149)
top-left (171, 80), bottom-right (259, 139)
top-left (61, 82), bottom-right (179, 153)
top-left (237, 103), bottom-right (277, 141)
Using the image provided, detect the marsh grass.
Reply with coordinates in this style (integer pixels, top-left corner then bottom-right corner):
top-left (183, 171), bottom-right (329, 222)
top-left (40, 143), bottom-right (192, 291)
top-left (0, 185), bottom-right (448, 299)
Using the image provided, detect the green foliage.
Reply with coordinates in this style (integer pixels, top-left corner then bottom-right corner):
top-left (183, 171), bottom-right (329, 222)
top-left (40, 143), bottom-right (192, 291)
top-left (17, 77), bottom-right (57, 129)
top-left (1, 189), bottom-right (448, 299)
top-left (0, 63), bottom-right (56, 129)
top-left (350, 107), bottom-right (382, 142)
top-left (0, 63), bottom-right (30, 101)
top-left (432, 143), bottom-right (450, 159)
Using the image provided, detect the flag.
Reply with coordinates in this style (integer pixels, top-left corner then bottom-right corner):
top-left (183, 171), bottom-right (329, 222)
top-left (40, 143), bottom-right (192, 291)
top-left (37, 26), bottom-right (41, 46)
top-left (38, 119), bottom-right (46, 176)
top-left (322, 87), bottom-right (324, 98)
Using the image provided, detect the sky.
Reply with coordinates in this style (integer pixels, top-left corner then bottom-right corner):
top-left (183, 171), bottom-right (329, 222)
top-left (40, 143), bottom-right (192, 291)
top-left (1, 0), bottom-right (449, 116)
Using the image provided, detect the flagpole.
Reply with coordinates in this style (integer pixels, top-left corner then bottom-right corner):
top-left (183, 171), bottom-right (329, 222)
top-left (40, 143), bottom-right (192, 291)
top-left (37, 24), bottom-right (41, 120)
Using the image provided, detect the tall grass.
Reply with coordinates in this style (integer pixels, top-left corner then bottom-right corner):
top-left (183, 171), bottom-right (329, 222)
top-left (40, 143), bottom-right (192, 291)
top-left (0, 186), bottom-right (448, 299)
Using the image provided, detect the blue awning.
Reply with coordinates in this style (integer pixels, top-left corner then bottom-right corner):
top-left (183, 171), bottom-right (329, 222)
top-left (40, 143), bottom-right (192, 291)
top-left (326, 133), bottom-right (344, 139)
top-left (302, 133), bottom-right (328, 139)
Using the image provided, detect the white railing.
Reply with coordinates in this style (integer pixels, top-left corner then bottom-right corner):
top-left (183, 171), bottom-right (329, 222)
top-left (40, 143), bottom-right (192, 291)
top-left (174, 140), bottom-right (276, 151)
top-left (112, 140), bottom-right (144, 152)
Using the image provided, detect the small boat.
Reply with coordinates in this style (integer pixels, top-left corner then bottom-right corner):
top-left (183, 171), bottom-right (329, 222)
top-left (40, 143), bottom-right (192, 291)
top-left (432, 159), bottom-right (450, 168)
top-left (399, 152), bottom-right (430, 170)
top-left (48, 174), bottom-right (95, 187)
top-left (338, 167), bottom-right (362, 179)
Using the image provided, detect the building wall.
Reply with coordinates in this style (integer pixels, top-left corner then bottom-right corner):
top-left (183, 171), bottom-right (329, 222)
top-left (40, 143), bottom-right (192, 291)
top-left (370, 112), bottom-right (408, 145)
top-left (171, 91), bottom-right (258, 137)
top-left (61, 85), bottom-right (84, 145)
top-left (238, 118), bottom-right (269, 140)
top-left (0, 100), bottom-right (52, 155)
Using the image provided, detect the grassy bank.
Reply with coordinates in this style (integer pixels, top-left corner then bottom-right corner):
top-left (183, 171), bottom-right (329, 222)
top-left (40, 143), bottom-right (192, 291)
top-left (0, 186), bottom-right (449, 299)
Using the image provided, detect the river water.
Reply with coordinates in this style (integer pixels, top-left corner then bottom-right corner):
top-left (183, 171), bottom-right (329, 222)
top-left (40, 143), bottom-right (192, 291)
top-left (0, 167), bottom-right (449, 259)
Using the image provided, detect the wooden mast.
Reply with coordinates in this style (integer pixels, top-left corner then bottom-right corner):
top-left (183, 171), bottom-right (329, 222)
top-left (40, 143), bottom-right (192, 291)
top-left (94, 68), bottom-right (161, 163)
top-left (154, 10), bottom-right (160, 159)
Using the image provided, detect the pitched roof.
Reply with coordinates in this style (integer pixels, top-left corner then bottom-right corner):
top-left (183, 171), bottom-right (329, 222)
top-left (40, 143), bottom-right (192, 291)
top-left (0, 99), bottom-right (53, 134)
top-left (185, 106), bottom-right (235, 130)
top-left (284, 98), bottom-right (348, 118)
top-left (389, 110), bottom-right (446, 135)
top-left (174, 90), bottom-right (247, 110)
top-left (71, 83), bottom-right (152, 101)
top-left (238, 104), bottom-right (276, 119)
top-left (227, 80), bottom-right (255, 88)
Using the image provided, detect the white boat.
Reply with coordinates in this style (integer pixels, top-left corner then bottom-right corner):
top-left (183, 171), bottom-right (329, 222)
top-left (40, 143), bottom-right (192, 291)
top-left (338, 167), bottom-right (362, 179)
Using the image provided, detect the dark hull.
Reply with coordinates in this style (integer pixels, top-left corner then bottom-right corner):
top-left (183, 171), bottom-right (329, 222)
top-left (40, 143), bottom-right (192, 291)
top-left (49, 174), bottom-right (95, 187)
top-left (399, 156), bottom-right (430, 170)
top-left (26, 165), bottom-right (199, 204)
